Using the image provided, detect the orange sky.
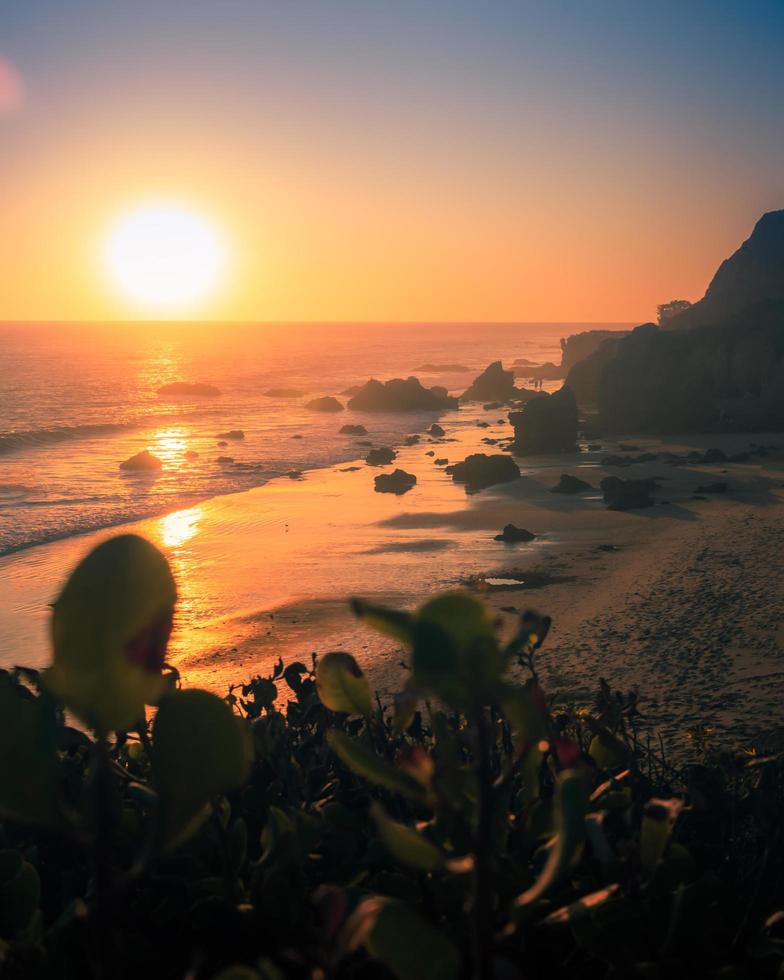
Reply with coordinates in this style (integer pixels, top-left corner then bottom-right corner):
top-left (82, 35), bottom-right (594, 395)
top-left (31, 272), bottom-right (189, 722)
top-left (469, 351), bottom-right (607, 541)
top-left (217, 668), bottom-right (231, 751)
top-left (1, 3), bottom-right (782, 323)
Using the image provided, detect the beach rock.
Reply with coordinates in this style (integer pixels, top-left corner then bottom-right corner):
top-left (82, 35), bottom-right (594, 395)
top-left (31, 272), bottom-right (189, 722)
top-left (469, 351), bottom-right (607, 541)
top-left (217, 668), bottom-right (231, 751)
top-left (286, 470), bottom-right (303, 479)
top-left (217, 430), bottom-right (244, 440)
top-left (695, 482), bottom-right (728, 493)
top-left (600, 476), bottom-right (655, 510)
top-left (306, 396), bottom-right (344, 412)
top-left (120, 450), bottom-right (162, 472)
top-left (550, 473), bottom-right (592, 494)
top-left (508, 387), bottom-right (547, 405)
top-left (450, 453), bottom-right (521, 492)
top-left (434, 458), bottom-right (448, 465)
top-left (340, 385), bottom-right (362, 397)
top-left (462, 361), bottom-right (516, 402)
top-left (429, 423), bottom-right (445, 437)
top-left (425, 450), bottom-right (435, 457)
top-left (374, 469), bottom-right (416, 495)
top-left (509, 385), bottom-right (578, 454)
top-left (483, 401), bottom-right (504, 411)
top-left (216, 456), bottom-right (235, 464)
top-left (157, 381), bottom-right (221, 398)
top-left (347, 377), bottom-right (458, 411)
top-left (264, 388), bottom-right (305, 398)
top-left (291, 434), bottom-right (303, 439)
top-left (494, 524), bottom-right (536, 543)
top-left (560, 329), bottom-right (630, 375)
top-left (405, 434), bottom-right (420, 446)
top-left (217, 440), bottom-right (228, 447)
top-left (339, 424), bottom-right (367, 435)
top-left (366, 447), bottom-right (396, 466)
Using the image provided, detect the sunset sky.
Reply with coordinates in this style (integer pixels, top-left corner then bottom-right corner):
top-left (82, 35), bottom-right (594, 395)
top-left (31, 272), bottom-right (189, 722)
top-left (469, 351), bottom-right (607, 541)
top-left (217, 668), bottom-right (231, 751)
top-left (1, 0), bottom-right (782, 323)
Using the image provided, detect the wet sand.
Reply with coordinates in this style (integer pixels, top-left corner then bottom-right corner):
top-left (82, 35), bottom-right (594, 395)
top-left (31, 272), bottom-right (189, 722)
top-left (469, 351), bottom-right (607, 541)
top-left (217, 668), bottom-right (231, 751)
top-left (1, 408), bottom-right (783, 755)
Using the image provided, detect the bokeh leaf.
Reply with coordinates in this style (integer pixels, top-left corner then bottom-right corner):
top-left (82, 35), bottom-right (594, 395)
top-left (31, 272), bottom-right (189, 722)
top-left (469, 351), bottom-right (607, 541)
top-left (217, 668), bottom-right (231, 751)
top-left (371, 803), bottom-right (444, 872)
top-left (316, 652), bottom-right (372, 716)
top-left (327, 731), bottom-right (425, 801)
top-left (152, 689), bottom-right (253, 846)
top-left (351, 599), bottom-right (415, 646)
top-left (46, 534), bottom-right (176, 732)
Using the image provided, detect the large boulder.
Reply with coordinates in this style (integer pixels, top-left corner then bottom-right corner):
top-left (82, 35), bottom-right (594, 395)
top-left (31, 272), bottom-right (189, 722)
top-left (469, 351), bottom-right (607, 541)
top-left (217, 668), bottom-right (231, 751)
top-left (374, 469), bottom-right (416, 495)
top-left (306, 396), bottom-right (344, 412)
top-left (494, 524), bottom-right (535, 542)
top-left (339, 424), bottom-right (367, 435)
top-left (449, 453), bottom-right (520, 493)
top-left (462, 361), bottom-right (516, 402)
top-left (509, 385), bottom-right (578, 454)
top-left (550, 473), bottom-right (592, 494)
top-left (600, 476), bottom-right (656, 510)
top-left (348, 377), bottom-right (458, 411)
top-left (366, 447), bottom-right (396, 466)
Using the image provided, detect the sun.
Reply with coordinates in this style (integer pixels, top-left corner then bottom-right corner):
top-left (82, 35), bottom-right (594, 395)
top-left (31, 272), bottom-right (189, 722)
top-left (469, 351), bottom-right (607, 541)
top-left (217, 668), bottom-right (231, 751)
top-left (103, 201), bottom-right (227, 313)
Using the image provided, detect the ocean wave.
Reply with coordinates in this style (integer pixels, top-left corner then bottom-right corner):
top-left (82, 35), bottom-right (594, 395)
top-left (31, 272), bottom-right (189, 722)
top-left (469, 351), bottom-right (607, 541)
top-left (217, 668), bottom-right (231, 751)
top-left (0, 422), bottom-right (139, 455)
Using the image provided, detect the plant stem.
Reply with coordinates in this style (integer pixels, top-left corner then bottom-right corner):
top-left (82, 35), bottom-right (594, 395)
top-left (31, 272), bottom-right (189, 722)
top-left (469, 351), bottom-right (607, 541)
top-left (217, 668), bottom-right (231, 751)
top-left (89, 735), bottom-right (115, 980)
top-left (472, 705), bottom-right (493, 980)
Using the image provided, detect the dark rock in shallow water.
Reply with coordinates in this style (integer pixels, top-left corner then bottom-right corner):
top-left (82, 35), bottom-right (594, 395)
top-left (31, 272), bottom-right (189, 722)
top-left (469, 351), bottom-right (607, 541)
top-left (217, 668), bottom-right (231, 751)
top-left (217, 430), bottom-right (244, 440)
top-left (264, 388), bottom-right (305, 398)
top-left (509, 385), bottom-right (578, 455)
top-left (374, 469), bottom-right (416, 494)
top-left (340, 385), bottom-right (362, 397)
top-left (434, 458), bottom-right (448, 465)
top-left (450, 453), bottom-right (521, 492)
top-left (494, 524), bottom-right (536, 543)
top-left (550, 473), bottom-right (592, 494)
top-left (429, 423), bottom-right (445, 437)
top-left (286, 470), bottom-right (303, 479)
top-left (425, 450), bottom-right (435, 457)
top-left (600, 476), bottom-right (655, 510)
top-left (306, 396), bottom-right (344, 412)
top-left (404, 434), bottom-right (420, 446)
top-left (339, 424), bottom-right (367, 435)
top-left (483, 401), bottom-right (504, 411)
top-left (216, 456), bottom-right (235, 464)
top-left (348, 377), bottom-right (457, 411)
top-left (515, 360), bottom-right (563, 381)
top-left (695, 481), bottom-right (728, 493)
top-left (217, 440), bottom-right (227, 447)
top-left (157, 381), bottom-right (221, 398)
top-left (366, 447), bottom-right (396, 466)
top-left (184, 450), bottom-right (199, 460)
top-left (462, 361), bottom-right (516, 402)
top-left (120, 450), bottom-right (162, 471)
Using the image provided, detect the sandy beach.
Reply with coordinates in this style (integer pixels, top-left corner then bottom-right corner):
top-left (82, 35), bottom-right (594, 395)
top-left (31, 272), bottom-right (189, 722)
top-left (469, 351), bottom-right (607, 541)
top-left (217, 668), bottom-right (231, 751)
top-left (2, 403), bottom-right (782, 756)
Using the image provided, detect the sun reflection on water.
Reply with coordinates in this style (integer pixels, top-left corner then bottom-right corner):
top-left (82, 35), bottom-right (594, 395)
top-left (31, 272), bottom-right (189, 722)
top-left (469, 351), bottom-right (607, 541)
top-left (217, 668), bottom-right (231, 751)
top-left (151, 428), bottom-right (189, 464)
top-left (158, 505), bottom-right (203, 548)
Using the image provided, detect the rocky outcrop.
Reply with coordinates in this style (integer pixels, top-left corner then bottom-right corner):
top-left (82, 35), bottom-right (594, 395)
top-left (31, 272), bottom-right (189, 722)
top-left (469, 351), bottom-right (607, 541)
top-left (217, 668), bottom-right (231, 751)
top-left (462, 362), bottom-right (516, 402)
top-left (565, 333), bottom-right (629, 405)
top-left (306, 396), bottom-right (344, 412)
top-left (509, 385), bottom-right (578, 454)
top-left (559, 330), bottom-right (631, 374)
top-left (550, 473), bottom-right (592, 494)
top-left (157, 382), bottom-right (221, 398)
top-left (429, 423), bottom-right (445, 437)
top-left (120, 450), bottom-right (162, 471)
top-left (514, 361), bottom-right (563, 381)
top-left (374, 469), bottom-right (416, 494)
top-left (348, 377), bottom-right (458, 411)
top-left (216, 430), bottom-right (244, 440)
top-left (339, 424), bottom-right (367, 435)
top-left (494, 524), bottom-right (535, 542)
top-left (666, 210), bottom-right (784, 330)
top-left (449, 453), bottom-right (521, 493)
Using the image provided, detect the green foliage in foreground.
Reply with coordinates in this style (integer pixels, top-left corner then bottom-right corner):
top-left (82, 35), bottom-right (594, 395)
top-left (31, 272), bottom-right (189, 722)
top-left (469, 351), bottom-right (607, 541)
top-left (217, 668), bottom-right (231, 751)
top-left (0, 534), bottom-right (783, 979)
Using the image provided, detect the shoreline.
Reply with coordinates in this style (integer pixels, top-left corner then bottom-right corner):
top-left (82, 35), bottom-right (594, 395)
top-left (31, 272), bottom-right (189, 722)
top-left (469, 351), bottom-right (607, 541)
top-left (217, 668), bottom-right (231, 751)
top-left (1, 409), bottom-right (783, 757)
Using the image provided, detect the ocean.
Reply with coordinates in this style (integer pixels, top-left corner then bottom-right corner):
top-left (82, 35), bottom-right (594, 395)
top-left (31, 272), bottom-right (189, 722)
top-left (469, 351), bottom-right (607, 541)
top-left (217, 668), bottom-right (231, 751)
top-left (0, 321), bottom-right (590, 557)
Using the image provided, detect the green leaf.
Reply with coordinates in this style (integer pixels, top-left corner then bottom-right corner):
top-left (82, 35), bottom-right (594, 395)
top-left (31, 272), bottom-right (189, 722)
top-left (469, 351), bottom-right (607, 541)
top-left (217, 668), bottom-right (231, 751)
top-left (0, 679), bottom-right (64, 830)
top-left (588, 732), bottom-right (630, 770)
top-left (316, 652), bottom-right (372, 716)
top-left (371, 803), bottom-right (444, 872)
top-left (327, 731), bottom-right (425, 801)
top-left (640, 797), bottom-right (683, 876)
top-left (499, 682), bottom-right (548, 744)
top-left (0, 859), bottom-right (41, 937)
top-left (344, 897), bottom-right (459, 980)
top-left (152, 689), bottom-right (253, 846)
top-left (514, 770), bottom-right (586, 911)
top-left (351, 599), bottom-right (415, 646)
top-left (46, 534), bottom-right (176, 732)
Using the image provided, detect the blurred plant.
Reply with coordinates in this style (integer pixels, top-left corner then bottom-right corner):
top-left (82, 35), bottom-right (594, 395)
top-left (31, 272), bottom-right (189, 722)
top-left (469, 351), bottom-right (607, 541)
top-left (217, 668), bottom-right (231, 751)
top-left (0, 534), bottom-right (783, 980)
